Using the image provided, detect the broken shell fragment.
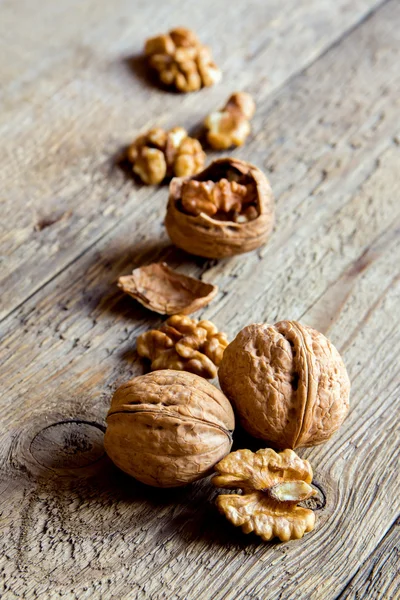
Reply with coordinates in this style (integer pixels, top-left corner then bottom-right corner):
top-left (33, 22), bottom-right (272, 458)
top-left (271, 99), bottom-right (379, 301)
top-left (117, 262), bottom-right (218, 315)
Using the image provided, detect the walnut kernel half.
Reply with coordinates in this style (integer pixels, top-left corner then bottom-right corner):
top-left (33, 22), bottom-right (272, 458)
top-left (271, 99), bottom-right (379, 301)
top-left (213, 448), bottom-right (316, 541)
top-left (205, 92), bottom-right (256, 149)
top-left (127, 127), bottom-right (205, 184)
top-left (145, 27), bottom-right (221, 93)
top-left (137, 314), bottom-right (228, 379)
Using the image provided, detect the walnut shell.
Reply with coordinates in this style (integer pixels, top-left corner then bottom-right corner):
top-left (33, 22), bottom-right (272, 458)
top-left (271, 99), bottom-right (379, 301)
top-left (218, 321), bottom-right (350, 448)
top-left (104, 370), bottom-right (235, 487)
top-left (165, 159), bottom-right (275, 258)
top-left (117, 262), bottom-right (218, 315)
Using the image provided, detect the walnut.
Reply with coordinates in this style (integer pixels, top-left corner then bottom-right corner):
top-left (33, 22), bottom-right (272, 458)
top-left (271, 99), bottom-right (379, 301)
top-left (118, 262), bottom-right (218, 315)
top-left (127, 126), bottom-right (205, 184)
top-left (205, 92), bottom-right (256, 149)
top-left (219, 321), bottom-right (350, 448)
top-left (137, 314), bottom-right (229, 379)
top-left (145, 27), bottom-right (221, 93)
top-left (165, 158), bottom-right (275, 258)
top-left (104, 370), bottom-right (235, 487)
top-left (213, 448), bottom-right (316, 541)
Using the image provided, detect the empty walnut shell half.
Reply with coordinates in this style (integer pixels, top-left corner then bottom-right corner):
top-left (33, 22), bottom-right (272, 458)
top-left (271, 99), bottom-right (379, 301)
top-left (165, 158), bottom-right (275, 258)
top-left (219, 321), bottom-right (350, 448)
top-left (104, 370), bottom-right (235, 487)
top-left (118, 262), bottom-right (218, 315)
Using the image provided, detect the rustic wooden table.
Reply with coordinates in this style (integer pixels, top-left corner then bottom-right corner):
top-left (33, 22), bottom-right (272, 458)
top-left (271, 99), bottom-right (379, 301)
top-left (1, 0), bottom-right (399, 598)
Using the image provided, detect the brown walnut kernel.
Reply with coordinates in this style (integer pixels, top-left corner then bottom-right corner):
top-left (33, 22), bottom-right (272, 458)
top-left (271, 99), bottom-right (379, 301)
top-left (213, 448), bottom-right (316, 542)
top-left (180, 178), bottom-right (258, 224)
top-left (219, 321), bottom-right (351, 448)
top-left (104, 370), bottom-right (235, 487)
top-left (205, 92), bottom-right (256, 149)
top-left (145, 27), bottom-right (221, 93)
top-left (118, 262), bottom-right (218, 315)
top-left (127, 126), bottom-right (205, 185)
top-left (165, 158), bottom-right (275, 258)
top-left (137, 314), bottom-right (228, 379)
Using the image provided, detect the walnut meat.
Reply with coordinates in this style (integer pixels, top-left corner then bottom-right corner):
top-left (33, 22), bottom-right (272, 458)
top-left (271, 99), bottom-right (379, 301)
top-left (137, 314), bottom-right (228, 378)
top-left (213, 448), bottom-right (316, 541)
top-left (118, 262), bottom-right (218, 315)
top-left (219, 321), bottom-right (350, 448)
top-left (104, 370), bottom-right (235, 487)
top-left (127, 126), bottom-right (205, 184)
top-left (145, 27), bottom-right (221, 93)
top-left (165, 158), bottom-right (275, 258)
top-left (205, 92), bottom-right (256, 149)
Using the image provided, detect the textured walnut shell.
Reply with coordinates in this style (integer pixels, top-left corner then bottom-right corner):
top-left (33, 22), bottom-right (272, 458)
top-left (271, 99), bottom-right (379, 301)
top-left (117, 262), bottom-right (217, 315)
top-left (104, 370), bottom-right (235, 487)
top-left (218, 321), bottom-right (350, 448)
top-left (165, 158), bottom-right (275, 258)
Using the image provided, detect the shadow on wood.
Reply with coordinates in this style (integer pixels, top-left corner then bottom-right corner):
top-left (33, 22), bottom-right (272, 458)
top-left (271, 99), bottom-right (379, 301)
top-left (122, 54), bottom-right (178, 94)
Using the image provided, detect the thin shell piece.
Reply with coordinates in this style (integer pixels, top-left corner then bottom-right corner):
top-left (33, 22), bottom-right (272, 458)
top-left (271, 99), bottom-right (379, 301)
top-left (117, 262), bottom-right (218, 315)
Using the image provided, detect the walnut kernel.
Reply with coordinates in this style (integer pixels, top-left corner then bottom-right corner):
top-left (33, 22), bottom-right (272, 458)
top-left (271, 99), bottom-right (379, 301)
top-left (180, 178), bottom-right (256, 222)
top-left (205, 92), bottom-right (256, 149)
top-left (127, 127), bottom-right (205, 184)
top-left (213, 448), bottom-right (316, 541)
top-left (145, 27), bottom-right (221, 93)
top-left (137, 314), bottom-right (228, 378)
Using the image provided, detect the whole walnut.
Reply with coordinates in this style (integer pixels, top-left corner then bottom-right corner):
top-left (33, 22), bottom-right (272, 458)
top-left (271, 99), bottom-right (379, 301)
top-left (218, 321), bottom-right (350, 448)
top-left (104, 370), bottom-right (235, 487)
top-left (165, 158), bottom-right (275, 258)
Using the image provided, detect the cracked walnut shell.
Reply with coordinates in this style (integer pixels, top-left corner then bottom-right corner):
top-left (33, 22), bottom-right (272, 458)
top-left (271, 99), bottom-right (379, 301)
top-left (213, 448), bottom-right (316, 541)
top-left (104, 370), bottom-right (235, 487)
top-left (127, 127), bottom-right (205, 184)
top-left (205, 92), bottom-right (256, 149)
top-left (137, 314), bottom-right (228, 379)
top-left (117, 262), bottom-right (217, 315)
top-left (219, 321), bottom-right (350, 448)
top-left (165, 158), bottom-right (275, 258)
top-left (145, 27), bottom-right (221, 93)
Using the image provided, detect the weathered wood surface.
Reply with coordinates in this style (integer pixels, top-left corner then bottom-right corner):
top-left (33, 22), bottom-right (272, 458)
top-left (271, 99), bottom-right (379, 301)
top-left (0, 0), bottom-right (382, 320)
top-left (0, 0), bottom-right (399, 598)
top-left (338, 518), bottom-right (400, 599)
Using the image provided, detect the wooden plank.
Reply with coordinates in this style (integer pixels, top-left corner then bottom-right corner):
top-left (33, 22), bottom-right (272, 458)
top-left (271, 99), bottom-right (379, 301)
top-left (0, 0), bottom-right (383, 320)
top-left (1, 1), bottom-right (399, 599)
top-left (337, 517), bottom-right (400, 599)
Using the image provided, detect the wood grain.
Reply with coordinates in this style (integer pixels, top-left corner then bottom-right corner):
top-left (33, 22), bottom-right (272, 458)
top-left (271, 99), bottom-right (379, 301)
top-left (0, 0), bottom-right (383, 320)
top-left (337, 517), bottom-right (400, 600)
top-left (0, 0), bottom-right (399, 599)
